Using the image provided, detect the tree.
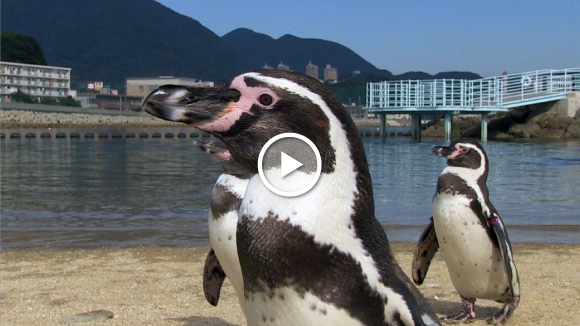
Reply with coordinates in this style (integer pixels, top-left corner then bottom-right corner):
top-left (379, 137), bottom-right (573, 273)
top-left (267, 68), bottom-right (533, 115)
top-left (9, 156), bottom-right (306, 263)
top-left (1, 31), bottom-right (47, 65)
top-left (10, 90), bottom-right (35, 103)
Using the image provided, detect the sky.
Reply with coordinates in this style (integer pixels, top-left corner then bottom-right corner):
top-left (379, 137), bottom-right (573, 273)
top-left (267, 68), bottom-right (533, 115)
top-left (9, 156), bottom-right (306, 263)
top-left (155, 1), bottom-right (579, 78)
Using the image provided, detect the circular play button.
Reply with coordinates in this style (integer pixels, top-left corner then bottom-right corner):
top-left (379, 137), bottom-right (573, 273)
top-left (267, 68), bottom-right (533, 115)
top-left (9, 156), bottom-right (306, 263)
top-left (258, 133), bottom-right (322, 197)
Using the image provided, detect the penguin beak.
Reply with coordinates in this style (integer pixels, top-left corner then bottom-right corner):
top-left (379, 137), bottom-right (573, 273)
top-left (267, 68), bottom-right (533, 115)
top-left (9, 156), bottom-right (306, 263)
top-left (432, 145), bottom-right (457, 159)
top-left (195, 141), bottom-right (231, 159)
top-left (143, 85), bottom-right (241, 125)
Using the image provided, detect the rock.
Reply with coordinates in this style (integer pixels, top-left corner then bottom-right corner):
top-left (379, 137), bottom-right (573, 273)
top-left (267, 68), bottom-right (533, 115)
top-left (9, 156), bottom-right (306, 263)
top-left (509, 122), bottom-right (542, 138)
top-left (59, 310), bottom-right (114, 324)
top-left (565, 123), bottom-right (580, 138)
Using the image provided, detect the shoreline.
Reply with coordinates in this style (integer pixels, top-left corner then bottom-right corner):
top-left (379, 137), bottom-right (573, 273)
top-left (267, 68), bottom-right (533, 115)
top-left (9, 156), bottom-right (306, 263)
top-left (0, 108), bottom-right (385, 129)
top-left (2, 242), bottom-right (579, 325)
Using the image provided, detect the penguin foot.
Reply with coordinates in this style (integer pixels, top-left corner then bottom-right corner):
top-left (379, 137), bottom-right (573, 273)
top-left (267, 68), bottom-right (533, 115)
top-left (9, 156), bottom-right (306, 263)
top-left (441, 297), bottom-right (476, 324)
top-left (486, 297), bottom-right (519, 324)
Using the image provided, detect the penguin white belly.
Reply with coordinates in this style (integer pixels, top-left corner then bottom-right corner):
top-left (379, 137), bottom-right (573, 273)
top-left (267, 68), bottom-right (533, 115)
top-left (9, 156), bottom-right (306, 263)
top-left (432, 193), bottom-right (508, 300)
top-left (244, 288), bottom-right (364, 326)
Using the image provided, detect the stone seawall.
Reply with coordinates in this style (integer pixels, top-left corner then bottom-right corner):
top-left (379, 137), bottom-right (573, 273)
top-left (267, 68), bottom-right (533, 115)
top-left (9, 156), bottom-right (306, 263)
top-left (1, 108), bottom-right (404, 139)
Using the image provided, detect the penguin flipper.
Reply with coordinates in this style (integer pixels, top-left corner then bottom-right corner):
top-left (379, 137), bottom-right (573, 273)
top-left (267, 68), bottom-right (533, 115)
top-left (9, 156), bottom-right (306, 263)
top-left (488, 212), bottom-right (520, 299)
top-left (203, 248), bottom-right (227, 306)
top-left (412, 220), bottom-right (439, 285)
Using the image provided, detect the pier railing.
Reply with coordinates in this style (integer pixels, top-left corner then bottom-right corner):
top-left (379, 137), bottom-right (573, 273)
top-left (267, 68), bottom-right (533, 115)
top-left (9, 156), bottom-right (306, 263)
top-left (367, 68), bottom-right (580, 112)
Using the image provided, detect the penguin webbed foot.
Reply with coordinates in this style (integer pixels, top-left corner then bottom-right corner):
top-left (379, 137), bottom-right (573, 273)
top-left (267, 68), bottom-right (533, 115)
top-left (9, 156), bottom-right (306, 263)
top-left (486, 297), bottom-right (519, 324)
top-left (441, 297), bottom-right (476, 324)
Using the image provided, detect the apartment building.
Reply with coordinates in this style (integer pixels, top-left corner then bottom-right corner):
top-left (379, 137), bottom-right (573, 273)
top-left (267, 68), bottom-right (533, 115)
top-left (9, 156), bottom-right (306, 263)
top-left (0, 61), bottom-right (71, 101)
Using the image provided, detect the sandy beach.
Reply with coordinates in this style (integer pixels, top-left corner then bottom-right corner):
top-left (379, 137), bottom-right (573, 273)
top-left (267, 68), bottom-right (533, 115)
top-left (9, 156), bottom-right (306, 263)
top-left (1, 242), bottom-right (579, 325)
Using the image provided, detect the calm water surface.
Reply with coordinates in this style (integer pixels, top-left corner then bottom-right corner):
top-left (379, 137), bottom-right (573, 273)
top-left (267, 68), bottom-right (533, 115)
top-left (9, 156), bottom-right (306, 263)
top-left (1, 136), bottom-right (579, 250)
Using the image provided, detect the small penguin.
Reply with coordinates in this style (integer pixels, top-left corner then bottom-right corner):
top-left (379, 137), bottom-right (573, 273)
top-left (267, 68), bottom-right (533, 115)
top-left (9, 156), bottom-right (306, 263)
top-left (196, 140), bottom-right (251, 307)
top-left (144, 70), bottom-right (439, 325)
top-left (412, 139), bottom-right (520, 324)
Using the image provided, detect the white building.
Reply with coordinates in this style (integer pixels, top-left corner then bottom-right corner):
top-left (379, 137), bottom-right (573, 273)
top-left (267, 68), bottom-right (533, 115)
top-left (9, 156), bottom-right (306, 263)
top-left (0, 61), bottom-right (71, 101)
top-left (126, 76), bottom-right (214, 98)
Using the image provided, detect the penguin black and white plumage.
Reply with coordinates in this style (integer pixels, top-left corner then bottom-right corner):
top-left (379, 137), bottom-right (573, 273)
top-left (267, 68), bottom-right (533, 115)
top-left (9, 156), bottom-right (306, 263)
top-left (144, 70), bottom-right (439, 326)
top-left (196, 141), bottom-right (250, 307)
top-left (412, 139), bottom-right (520, 324)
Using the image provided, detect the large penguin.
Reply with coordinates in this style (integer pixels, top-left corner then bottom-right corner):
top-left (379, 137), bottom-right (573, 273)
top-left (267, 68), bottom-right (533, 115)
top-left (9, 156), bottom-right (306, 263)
top-left (196, 140), bottom-right (250, 307)
top-left (144, 70), bottom-right (439, 326)
top-left (412, 139), bottom-right (520, 324)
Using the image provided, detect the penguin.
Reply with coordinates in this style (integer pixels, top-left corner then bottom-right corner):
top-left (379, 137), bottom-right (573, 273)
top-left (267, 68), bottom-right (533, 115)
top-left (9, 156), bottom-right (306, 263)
top-left (196, 140), bottom-right (251, 307)
top-left (412, 139), bottom-right (520, 324)
top-left (143, 70), bottom-right (440, 326)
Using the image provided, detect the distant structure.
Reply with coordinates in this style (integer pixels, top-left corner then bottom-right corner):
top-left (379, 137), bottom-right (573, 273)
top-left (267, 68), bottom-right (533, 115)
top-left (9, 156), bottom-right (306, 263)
top-left (126, 76), bottom-right (214, 98)
top-left (305, 61), bottom-right (319, 80)
top-left (277, 62), bottom-right (290, 71)
top-left (324, 64), bottom-right (338, 83)
top-left (353, 70), bottom-right (361, 77)
top-left (262, 63), bottom-right (273, 70)
top-left (0, 61), bottom-right (71, 102)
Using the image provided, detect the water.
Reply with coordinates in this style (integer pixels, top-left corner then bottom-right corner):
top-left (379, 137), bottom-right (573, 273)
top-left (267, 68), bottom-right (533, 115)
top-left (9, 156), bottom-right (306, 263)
top-left (1, 136), bottom-right (579, 250)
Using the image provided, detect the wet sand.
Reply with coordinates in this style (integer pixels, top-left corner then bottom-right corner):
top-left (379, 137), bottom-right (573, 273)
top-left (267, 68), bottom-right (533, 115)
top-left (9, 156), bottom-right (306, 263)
top-left (1, 242), bottom-right (579, 325)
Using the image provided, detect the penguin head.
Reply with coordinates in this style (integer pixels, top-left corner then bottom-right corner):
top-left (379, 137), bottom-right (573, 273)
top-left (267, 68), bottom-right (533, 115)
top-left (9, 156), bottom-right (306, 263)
top-left (144, 70), bottom-right (360, 174)
top-left (432, 139), bottom-right (488, 172)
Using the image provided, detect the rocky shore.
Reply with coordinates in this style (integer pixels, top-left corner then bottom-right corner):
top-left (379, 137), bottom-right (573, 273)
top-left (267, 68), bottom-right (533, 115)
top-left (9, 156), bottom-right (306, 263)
top-left (422, 105), bottom-right (580, 139)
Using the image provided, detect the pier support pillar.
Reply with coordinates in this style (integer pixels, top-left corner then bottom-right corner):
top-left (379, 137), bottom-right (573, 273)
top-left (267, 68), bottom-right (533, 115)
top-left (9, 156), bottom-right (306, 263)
top-left (379, 113), bottom-right (386, 138)
top-left (481, 112), bottom-right (489, 142)
top-left (444, 113), bottom-right (454, 142)
top-left (411, 113), bottom-right (422, 141)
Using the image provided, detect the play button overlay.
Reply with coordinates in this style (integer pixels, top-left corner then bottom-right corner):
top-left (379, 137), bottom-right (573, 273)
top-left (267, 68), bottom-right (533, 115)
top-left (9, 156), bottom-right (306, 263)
top-left (280, 152), bottom-right (303, 178)
top-left (258, 133), bottom-right (322, 197)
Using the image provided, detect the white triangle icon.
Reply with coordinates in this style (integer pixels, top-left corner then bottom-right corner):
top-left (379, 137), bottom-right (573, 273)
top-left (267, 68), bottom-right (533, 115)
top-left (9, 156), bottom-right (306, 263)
top-left (280, 151), bottom-right (303, 178)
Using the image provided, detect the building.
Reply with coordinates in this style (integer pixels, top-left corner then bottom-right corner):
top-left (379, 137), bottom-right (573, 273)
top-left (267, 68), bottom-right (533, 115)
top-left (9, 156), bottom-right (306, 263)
top-left (0, 61), bottom-right (71, 101)
top-left (125, 76), bottom-right (214, 98)
top-left (305, 61), bottom-right (319, 80)
top-left (262, 63), bottom-right (273, 70)
top-left (324, 64), bottom-right (338, 83)
top-left (277, 62), bottom-right (290, 71)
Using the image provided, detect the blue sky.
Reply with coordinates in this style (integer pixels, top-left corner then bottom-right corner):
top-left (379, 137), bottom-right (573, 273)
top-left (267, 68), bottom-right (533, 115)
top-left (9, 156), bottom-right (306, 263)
top-left (155, 1), bottom-right (579, 77)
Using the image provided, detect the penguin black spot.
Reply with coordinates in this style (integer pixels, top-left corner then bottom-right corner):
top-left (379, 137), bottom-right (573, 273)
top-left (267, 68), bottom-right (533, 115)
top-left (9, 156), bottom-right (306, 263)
top-left (309, 302), bottom-right (317, 311)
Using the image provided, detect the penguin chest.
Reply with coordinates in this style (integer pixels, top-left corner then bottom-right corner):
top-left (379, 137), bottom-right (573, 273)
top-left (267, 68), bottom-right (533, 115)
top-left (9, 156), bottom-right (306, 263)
top-left (432, 193), bottom-right (508, 300)
top-left (237, 175), bottom-right (403, 326)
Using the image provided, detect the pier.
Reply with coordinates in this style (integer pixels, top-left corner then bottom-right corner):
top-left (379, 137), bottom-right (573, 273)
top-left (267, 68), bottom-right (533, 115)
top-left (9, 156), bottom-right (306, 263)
top-left (367, 68), bottom-right (580, 141)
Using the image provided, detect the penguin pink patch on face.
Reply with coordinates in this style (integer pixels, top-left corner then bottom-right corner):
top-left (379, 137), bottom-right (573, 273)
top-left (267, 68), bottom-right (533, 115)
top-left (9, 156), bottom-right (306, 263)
top-left (446, 144), bottom-right (465, 160)
top-left (195, 75), bottom-right (279, 133)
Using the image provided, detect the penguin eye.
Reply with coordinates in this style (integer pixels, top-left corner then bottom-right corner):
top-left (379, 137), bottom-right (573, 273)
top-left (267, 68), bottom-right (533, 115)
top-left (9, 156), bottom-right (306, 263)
top-left (258, 94), bottom-right (273, 106)
top-left (459, 147), bottom-right (469, 154)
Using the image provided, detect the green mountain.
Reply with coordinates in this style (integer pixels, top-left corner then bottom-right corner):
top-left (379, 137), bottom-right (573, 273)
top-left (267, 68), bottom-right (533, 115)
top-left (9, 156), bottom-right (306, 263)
top-left (2, 0), bottom-right (480, 91)
top-left (222, 28), bottom-right (393, 79)
top-left (0, 31), bottom-right (47, 65)
top-left (1, 0), bottom-right (249, 88)
top-left (1, 0), bottom-right (391, 88)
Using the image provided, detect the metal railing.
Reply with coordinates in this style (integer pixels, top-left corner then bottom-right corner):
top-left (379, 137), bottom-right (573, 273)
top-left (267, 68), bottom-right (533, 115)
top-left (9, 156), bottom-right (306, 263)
top-left (367, 68), bottom-right (580, 112)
